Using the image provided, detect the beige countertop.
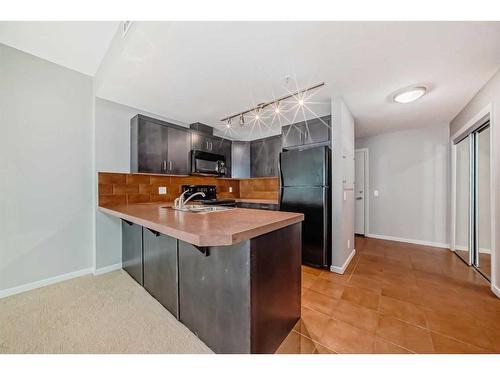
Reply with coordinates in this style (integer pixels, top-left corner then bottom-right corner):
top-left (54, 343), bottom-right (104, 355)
top-left (99, 202), bottom-right (303, 247)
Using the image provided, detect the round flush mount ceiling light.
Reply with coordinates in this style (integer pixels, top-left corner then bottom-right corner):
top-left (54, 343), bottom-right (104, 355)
top-left (393, 86), bottom-right (427, 104)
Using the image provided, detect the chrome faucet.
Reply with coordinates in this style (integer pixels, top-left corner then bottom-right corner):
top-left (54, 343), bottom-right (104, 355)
top-left (174, 191), bottom-right (206, 210)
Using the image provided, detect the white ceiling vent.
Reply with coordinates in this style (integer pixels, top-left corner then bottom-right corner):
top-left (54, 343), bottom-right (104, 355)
top-left (122, 21), bottom-right (133, 38)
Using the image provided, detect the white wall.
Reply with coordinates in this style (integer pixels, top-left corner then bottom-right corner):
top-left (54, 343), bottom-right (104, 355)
top-left (331, 98), bottom-right (355, 273)
top-left (356, 124), bottom-right (450, 246)
top-left (0, 44), bottom-right (94, 293)
top-left (94, 97), bottom-right (186, 270)
top-left (450, 68), bottom-right (500, 295)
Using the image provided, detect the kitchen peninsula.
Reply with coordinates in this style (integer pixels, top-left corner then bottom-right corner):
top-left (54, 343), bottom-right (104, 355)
top-left (98, 173), bottom-right (303, 354)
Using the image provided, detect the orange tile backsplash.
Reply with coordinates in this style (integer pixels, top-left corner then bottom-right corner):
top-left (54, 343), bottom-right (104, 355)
top-left (98, 172), bottom-right (279, 205)
top-left (239, 177), bottom-right (279, 200)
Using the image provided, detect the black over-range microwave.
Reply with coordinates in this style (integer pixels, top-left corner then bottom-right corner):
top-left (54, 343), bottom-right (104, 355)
top-left (191, 150), bottom-right (227, 176)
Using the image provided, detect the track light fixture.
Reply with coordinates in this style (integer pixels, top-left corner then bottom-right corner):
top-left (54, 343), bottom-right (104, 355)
top-left (255, 107), bottom-right (261, 120)
top-left (220, 82), bottom-right (324, 126)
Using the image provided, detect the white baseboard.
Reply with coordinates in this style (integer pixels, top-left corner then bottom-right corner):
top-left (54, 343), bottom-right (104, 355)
top-left (454, 245), bottom-right (491, 254)
top-left (366, 233), bottom-right (450, 249)
top-left (0, 267), bottom-right (93, 299)
top-left (330, 249), bottom-right (356, 274)
top-left (93, 263), bottom-right (122, 276)
top-left (492, 285), bottom-right (500, 299)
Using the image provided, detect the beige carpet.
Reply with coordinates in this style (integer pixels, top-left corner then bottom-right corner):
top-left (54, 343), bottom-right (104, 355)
top-left (0, 270), bottom-right (212, 354)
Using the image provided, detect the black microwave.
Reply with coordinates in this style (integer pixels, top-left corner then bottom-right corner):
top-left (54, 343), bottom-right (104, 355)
top-left (191, 150), bottom-right (227, 176)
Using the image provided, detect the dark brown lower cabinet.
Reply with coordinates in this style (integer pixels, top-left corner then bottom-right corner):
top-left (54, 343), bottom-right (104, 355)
top-left (178, 223), bottom-right (301, 354)
top-left (122, 222), bottom-right (301, 354)
top-left (143, 228), bottom-right (179, 318)
top-left (122, 220), bottom-right (143, 285)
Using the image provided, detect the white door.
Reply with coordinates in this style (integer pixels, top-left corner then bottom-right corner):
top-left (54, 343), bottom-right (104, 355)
top-left (354, 150), bottom-right (366, 235)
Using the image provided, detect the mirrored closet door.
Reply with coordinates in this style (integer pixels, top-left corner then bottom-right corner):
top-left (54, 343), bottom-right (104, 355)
top-left (453, 121), bottom-right (491, 281)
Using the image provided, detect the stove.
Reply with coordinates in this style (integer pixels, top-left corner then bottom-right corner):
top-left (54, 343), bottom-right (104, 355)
top-left (181, 185), bottom-right (236, 207)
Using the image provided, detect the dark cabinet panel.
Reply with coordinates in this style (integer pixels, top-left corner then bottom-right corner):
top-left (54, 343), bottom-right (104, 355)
top-left (167, 126), bottom-right (190, 175)
top-left (191, 131), bottom-right (213, 152)
top-left (210, 136), bottom-right (224, 154)
top-left (131, 115), bottom-right (191, 175)
top-left (250, 139), bottom-right (266, 177)
top-left (137, 119), bottom-right (168, 174)
top-left (250, 135), bottom-right (281, 177)
top-left (232, 141), bottom-right (250, 178)
top-left (143, 228), bottom-right (179, 318)
top-left (282, 124), bottom-right (304, 149)
top-left (281, 116), bottom-right (330, 149)
top-left (178, 240), bottom-right (251, 354)
top-left (191, 132), bottom-right (223, 153)
top-left (266, 136), bottom-right (282, 177)
top-left (221, 139), bottom-right (232, 177)
top-left (303, 116), bottom-right (331, 145)
top-left (122, 220), bottom-right (143, 285)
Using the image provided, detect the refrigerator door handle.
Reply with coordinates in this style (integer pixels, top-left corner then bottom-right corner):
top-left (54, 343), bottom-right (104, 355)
top-left (278, 152), bottom-right (282, 208)
top-left (323, 187), bottom-right (329, 266)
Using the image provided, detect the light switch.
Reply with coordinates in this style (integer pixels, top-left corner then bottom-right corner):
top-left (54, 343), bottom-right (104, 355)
top-left (374, 190), bottom-right (379, 197)
top-left (158, 186), bottom-right (167, 195)
top-left (343, 191), bottom-right (347, 201)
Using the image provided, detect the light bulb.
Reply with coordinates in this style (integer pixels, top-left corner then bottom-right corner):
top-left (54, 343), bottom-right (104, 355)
top-left (298, 99), bottom-right (304, 106)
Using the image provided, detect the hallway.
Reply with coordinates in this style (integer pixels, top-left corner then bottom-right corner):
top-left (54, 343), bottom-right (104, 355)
top-left (277, 237), bottom-right (500, 353)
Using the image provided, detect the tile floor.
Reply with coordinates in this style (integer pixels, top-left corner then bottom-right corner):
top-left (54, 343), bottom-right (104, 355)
top-left (276, 236), bottom-right (500, 354)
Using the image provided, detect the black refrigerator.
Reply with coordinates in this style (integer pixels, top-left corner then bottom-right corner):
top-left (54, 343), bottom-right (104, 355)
top-left (279, 146), bottom-right (331, 268)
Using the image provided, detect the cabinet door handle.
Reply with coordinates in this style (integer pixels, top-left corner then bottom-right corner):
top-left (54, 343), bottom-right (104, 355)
top-left (163, 160), bottom-right (167, 171)
top-left (168, 161), bottom-right (173, 171)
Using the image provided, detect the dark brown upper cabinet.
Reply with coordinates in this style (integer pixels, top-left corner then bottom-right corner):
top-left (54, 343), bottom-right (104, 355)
top-left (282, 116), bottom-right (331, 149)
top-left (131, 114), bottom-right (190, 175)
top-left (250, 135), bottom-right (282, 178)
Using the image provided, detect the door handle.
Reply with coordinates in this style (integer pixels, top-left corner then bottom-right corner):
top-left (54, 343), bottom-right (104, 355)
top-left (356, 197), bottom-right (363, 200)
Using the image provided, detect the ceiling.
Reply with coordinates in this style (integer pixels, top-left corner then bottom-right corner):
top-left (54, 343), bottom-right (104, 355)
top-left (0, 21), bottom-right (119, 76)
top-left (3, 21), bottom-right (500, 139)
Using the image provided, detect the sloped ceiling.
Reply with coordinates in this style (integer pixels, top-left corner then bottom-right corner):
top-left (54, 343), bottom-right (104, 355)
top-left (4, 21), bottom-right (500, 140)
top-left (0, 21), bottom-right (119, 76)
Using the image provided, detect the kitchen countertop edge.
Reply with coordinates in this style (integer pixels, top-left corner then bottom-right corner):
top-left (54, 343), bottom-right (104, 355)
top-left (98, 204), bottom-right (303, 247)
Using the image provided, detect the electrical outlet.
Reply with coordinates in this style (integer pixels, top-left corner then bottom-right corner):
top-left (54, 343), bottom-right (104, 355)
top-left (158, 186), bottom-right (167, 195)
top-left (229, 187), bottom-right (233, 193)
